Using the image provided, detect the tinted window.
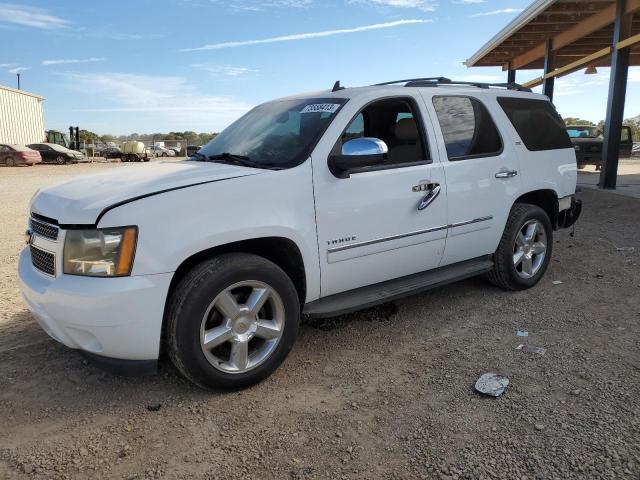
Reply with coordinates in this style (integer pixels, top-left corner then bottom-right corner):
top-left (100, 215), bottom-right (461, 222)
top-left (497, 97), bottom-right (572, 151)
top-left (432, 96), bottom-right (502, 160)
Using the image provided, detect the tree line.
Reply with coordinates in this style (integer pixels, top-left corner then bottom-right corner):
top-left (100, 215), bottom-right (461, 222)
top-left (79, 130), bottom-right (217, 146)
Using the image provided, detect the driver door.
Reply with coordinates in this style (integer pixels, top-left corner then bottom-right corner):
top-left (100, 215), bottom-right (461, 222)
top-left (311, 93), bottom-right (448, 297)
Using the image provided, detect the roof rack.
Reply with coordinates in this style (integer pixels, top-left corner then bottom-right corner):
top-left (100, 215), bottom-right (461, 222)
top-left (374, 77), bottom-right (532, 92)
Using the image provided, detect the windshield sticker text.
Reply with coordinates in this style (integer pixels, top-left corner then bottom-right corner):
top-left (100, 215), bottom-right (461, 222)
top-left (301, 103), bottom-right (341, 114)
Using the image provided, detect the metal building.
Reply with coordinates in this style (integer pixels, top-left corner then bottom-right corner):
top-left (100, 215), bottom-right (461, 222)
top-left (0, 84), bottom-right (45, 145)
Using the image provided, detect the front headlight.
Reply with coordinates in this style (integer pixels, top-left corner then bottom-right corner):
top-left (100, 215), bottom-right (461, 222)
top-left (63, 226), bottom-right (137, 277)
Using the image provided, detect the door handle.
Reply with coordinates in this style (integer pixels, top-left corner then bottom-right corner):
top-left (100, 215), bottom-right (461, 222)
top-left (415, 183), bottom-right (441, 211)
top-left (495, 169), bottom-right (518, 179)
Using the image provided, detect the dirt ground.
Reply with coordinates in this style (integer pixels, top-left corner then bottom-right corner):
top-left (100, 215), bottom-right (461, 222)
top-left (1, 163), bottom-right (639, 480)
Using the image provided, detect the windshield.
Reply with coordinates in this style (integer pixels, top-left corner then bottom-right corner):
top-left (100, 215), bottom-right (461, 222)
top-left (567, 126), bottom-right (601, 139)
top-left (196, 97), bottom-right (348, 169)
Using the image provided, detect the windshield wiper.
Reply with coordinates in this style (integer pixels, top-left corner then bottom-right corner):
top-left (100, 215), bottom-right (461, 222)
top-left (190, 151), bottom-right (206, 160)
top-left (205, 152), bottom-right (277, 170)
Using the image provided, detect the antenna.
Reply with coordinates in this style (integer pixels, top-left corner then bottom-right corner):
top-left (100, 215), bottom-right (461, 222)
top-left (332, 81), bottom-right (345, 92)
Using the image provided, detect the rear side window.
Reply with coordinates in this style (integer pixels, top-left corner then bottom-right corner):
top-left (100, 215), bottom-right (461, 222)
top-left (432, 96), bottom-right (502, 160)
top-left (497, 97), bottom-right (572, 151)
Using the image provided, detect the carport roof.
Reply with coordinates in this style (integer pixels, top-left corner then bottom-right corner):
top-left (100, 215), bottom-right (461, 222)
top-left (465, 0), bottom-right (640, 70)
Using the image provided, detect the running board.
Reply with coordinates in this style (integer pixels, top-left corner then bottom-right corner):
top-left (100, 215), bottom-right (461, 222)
top-left (303, 256), bottom-right (493, 318)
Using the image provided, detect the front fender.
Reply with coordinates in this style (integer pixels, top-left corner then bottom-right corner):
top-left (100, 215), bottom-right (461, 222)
top-left (98, 162), bottom-right (321, 302)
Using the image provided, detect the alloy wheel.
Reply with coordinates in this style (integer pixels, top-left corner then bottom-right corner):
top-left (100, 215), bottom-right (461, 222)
top-left (513, 219), bottom-right (547, 279)
top-left (200, 281), bottom-right (285, 374)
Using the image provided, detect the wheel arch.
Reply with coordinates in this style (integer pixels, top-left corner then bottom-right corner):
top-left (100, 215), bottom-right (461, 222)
top-left (514, 189), bottom-right (559, 229)
top-left (166, 236), bottom-right (307, 309)
top-left (160, 236), bottom-right (307, 356)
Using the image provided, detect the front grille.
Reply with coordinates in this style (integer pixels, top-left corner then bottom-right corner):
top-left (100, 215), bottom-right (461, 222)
top-left (31, 245), bottom-right (56, 276)
top-left (30, 217), bottom-right (59, 241)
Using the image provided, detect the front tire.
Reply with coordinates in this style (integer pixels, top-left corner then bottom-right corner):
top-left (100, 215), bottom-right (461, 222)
top-left (487, 203), bottom-right (553, 290)
top-left (166, 253), bottom-right (300, 390)
top-left (55, 155), bottom-right (66, 165)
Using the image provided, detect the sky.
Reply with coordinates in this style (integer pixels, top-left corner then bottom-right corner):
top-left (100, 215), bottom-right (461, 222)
top-left (0, 0), bottom-right (638, 135)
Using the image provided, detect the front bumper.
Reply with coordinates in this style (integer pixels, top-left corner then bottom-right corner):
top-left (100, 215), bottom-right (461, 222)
top-left (19, 247), bottom-right (173, 362)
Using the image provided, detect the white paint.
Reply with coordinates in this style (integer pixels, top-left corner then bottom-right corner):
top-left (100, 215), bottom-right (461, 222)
top-left (20, 83), bottom-right (577, 363)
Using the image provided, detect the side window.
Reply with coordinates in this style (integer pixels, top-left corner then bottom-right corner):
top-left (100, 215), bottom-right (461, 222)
top-left (0, 145), bottom-right (8, 152)
top-left (342, 113), bottom-right (364, 144)
top-left (333, 97), bottom-right (429, 168)
top-left (432, 96), bottom-right (502, 160)
top-left (621, 127), bottom-right (630, 143)
top-left (497, 97), bottom-right (572, 151)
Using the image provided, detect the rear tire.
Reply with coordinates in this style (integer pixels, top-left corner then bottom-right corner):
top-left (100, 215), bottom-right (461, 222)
top-left (487, 203), bottom-right (553, 290)
top-left (166, 253), bottom-right (300, 390)
top-left (5, 157), bottom-right (15, 167)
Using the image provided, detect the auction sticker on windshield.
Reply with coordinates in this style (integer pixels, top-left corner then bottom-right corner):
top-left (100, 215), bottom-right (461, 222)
top-left (301, 103), bottom-right (341, 114)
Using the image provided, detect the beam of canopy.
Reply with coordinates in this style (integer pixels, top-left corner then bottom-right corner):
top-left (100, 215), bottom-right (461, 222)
top-left (465, 0), bottom-right (640, 71)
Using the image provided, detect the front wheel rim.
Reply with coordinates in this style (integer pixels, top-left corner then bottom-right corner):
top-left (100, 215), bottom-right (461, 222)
top-left (513, 219), bottom-right (547, 279)
top-left (200, 280), bottom-right (285, 374)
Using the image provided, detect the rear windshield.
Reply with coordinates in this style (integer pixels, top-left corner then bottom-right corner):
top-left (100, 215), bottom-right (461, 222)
top-left (497, 97), bottom-right (572, 151)
top-left (567, 126), bottom-right (601, 139)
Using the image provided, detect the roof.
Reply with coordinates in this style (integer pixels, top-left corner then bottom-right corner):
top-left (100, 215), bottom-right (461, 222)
top-left (274, 80), bottom-right (548, 103)
top-left (466, 0), bottom-right (640, 70)
top-left (0, 84), bottom-right (44, 100)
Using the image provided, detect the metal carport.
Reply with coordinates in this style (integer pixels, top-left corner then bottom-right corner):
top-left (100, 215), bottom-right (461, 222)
top-left (465, 0), bottom-right (640, 189)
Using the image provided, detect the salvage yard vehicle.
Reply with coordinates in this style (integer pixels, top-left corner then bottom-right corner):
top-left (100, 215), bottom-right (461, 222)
top-left (0, 144), bottom-right (42, 166)
top-left (20, 78), bottom-right (581, 390)
top-left (148, 145), bottom-right (176, 157)
top-left (96, 146), bottom-right (123, 160)
top-left (567, 124), bottom-right (633, 170)
top-left (27, 143), bottom-right (85, 164)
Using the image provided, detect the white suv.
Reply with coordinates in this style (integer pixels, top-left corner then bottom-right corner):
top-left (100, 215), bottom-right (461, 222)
top-left (20, 78), bottom-right (581, 389)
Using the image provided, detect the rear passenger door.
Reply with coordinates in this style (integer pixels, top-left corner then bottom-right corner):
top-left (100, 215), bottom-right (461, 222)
top-left (425, 93), bottom-right (523, 266)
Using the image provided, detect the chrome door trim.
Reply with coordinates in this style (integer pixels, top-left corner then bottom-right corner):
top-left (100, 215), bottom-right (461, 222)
top-left (326, 216), bottom-right (493, 253)
top-left (449, 216), bottom-right (493, 228)
top-left (327, 224), bottom-right (448, 253)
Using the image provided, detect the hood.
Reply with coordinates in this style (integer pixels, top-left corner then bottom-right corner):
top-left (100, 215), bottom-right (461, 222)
top-left (31, 161), bottom-right (262, 225)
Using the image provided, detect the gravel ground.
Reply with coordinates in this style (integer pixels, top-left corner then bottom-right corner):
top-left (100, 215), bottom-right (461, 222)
top-left (1, 163), bottom-right (639, 480)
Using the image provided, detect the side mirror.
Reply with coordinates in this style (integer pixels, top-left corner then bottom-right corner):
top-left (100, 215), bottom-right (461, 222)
top-left (328, 137), bottom-right (388, 178)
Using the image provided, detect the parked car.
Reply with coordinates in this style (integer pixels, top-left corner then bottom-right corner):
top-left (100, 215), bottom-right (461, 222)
top-left (97, 146), bottom-right (122, 159)
top-left (167, 146), bottom-right (183, 156)
top-left (27, 143), bottom-right (85, 164)
top-left (148, 145), bottom-right (176, 157)
top-left (187, 145), bottom-right (202, 157)
top-left (20, 79), bottom-right (581, 390)
top-left (567, 125), bottom-right (633, 169)
top-left (0, 144), bottom-right (42, 166)
top-left (632, 142), bottom-right (639, 157)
